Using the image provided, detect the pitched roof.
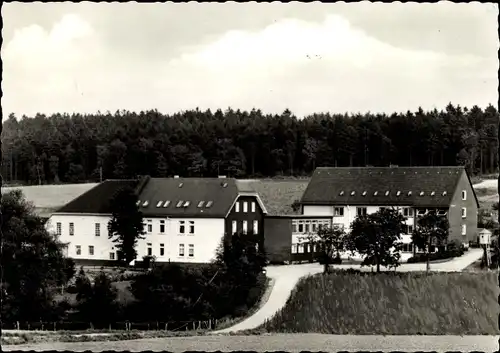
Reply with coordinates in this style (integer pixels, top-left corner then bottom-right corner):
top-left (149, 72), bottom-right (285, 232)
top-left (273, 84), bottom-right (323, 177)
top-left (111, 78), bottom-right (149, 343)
top-left (236, 179), bottom-right (309, 216)
top-left (137, 178), bottom-right (239, 218)
top-left (56, 180), bottom-right (139, 214)
top-left (301, 166), bottom-right (472, 207)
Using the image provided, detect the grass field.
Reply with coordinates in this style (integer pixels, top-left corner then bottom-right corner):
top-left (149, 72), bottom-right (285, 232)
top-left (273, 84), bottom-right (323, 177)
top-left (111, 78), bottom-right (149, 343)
top-left (260, 271), bottom-right (500, 335)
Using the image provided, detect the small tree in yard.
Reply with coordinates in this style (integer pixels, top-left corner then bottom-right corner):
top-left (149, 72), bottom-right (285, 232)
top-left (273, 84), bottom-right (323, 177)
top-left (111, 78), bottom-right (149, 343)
top-left (412, 210), bottom-right (449, 273)
top-left (347, 207), bottom-right (406, 273)
top-left (301, 225), bottom-right (346, 273)
top-left (108, 187), bottom-right (145, 265)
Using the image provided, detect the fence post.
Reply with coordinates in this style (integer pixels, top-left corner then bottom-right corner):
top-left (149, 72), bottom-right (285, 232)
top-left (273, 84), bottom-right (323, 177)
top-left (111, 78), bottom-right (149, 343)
top-left (54, 322), bottom-right (56, 331)
top-left (165, 323), bottom-right (168, 331)
top-left (27, 323), bottom-right (30, 330)
top-left (156, 321), bottom-right (159, 331)
top-left (109, 323), bottom-right (111, 331)
top-left (16, 321), bottom-right (20, 330)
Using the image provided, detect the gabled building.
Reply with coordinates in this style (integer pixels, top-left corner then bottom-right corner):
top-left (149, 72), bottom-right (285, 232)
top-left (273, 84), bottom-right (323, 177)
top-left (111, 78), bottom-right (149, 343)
top-left (47, 176), bottom-right (267, 266)
top-left (264, 166), bottom-right (479, 263)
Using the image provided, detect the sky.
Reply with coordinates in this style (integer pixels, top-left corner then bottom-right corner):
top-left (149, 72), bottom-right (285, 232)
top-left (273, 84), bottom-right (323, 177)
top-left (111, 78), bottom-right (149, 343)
top-left (2, 2), bottom-right (499, 118)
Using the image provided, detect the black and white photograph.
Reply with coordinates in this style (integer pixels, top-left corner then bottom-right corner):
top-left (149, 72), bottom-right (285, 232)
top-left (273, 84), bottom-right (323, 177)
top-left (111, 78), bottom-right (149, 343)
top-left (1, 1), bottom-right (499, 352)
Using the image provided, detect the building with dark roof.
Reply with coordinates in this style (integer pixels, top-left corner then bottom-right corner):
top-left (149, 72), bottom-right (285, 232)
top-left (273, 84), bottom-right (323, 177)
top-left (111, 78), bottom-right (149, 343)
top-left (263, 166), bottom-right (479, 263)
top-left (47, 176), bottom-right (267, 266)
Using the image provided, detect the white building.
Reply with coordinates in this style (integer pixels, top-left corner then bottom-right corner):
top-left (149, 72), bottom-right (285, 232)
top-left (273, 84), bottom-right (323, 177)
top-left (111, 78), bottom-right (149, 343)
top-left (47, 176), bottom-right (267, 266)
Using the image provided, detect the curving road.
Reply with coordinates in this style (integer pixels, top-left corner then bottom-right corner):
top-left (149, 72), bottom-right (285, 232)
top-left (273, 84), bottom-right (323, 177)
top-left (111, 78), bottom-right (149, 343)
top-left (213, 248), bottom-right (484, 334)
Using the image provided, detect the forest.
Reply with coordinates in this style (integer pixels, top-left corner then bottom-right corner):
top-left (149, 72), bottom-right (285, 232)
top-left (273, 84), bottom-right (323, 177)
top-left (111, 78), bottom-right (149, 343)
top-left (1, 103), bottom-right (498, 185)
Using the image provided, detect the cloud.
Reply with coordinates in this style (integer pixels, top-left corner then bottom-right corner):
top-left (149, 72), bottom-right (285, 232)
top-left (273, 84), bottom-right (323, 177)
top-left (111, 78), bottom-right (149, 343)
top-left (2, 13), bottom-right (497, 118)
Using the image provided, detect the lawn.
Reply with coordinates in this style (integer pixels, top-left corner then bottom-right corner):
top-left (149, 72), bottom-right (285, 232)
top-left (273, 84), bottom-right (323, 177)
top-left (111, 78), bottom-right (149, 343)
top-left (259, 270), bottom-right (499, 335)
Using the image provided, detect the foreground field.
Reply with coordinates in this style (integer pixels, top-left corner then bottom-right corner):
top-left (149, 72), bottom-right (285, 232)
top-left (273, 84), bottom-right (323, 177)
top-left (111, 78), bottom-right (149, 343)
top-left (4, 334), bottom-right (499, 352)
top-left (261, 271), bottom-right (499, 335)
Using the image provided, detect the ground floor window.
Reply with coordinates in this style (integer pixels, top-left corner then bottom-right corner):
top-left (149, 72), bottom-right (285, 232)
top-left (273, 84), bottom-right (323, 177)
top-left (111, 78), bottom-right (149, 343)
top-left (298, 244), bottom-right (305, 253)
top-left (401, 243), bottom-right (413, 252)
top-left (291, 244), bottom-right (297, 254)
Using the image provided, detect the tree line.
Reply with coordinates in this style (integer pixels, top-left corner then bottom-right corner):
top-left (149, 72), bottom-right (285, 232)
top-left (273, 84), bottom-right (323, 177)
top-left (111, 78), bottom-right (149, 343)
top-left (2, 103), bottom-right (498, 185)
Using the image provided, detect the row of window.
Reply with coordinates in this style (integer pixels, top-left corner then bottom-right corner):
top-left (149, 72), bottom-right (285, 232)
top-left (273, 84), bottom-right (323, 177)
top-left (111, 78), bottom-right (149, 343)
top-left (292, 220), bottom-right (332, 234)
top-left (232, 220), bottom-right (259, 234)
top-left (291, 243), bottom-right (452, 255)
top-left (235, 201), bottom-right (257, 213)
top-left (74, 244), bottom-right (196, 259)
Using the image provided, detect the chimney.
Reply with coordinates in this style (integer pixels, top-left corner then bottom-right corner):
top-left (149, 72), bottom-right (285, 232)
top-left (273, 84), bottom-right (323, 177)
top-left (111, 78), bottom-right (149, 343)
top-left (174, 175), bottom-right (180, 179)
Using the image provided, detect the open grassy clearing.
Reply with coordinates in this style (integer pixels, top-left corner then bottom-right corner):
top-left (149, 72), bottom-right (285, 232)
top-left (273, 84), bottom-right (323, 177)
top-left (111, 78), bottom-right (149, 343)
top-left (259, 271), bottom-right (499, 335)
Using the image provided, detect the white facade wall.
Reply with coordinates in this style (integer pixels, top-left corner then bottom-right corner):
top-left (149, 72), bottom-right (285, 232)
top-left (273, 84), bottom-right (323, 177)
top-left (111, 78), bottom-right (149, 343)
top-left (295, 205), bottom-right (416, 246)
top-left (47, 214), bottom-right (225, 264)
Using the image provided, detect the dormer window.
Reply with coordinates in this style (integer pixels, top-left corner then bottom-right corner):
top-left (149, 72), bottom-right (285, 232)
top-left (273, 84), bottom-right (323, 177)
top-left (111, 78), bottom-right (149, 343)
top-left (420, 191), bottom-right (424, 196)
top-left (442, 191), bottom-right (447, 196)
top-left (362, 191), bottom-right (367, 196)
top-left (222, 182), bottom-right (228, 188)
top-left (374, 191), bottom-right (378, 196)
top-left (198, 201), bottom-right (205, 208)
top-left (163, 201), bottom-right (170, 208)
top-left (156, 201), bottom-right (163, 207)
top-left (408, 191), bottom-right (412, 196)
top-left (396, 191), bottom-right (401, 196)
top-left (430, 191), bottom-right (435, 196)
top-left (142, 201), bottom-right (149, 207)
top-left (183, 201), bottom-right (190, 207)
top-left (351, 191), bottom-right (355, 196)
top-left (339, 191), bottom-right (344, 196)
top-left (136, 200), bottom-right (141, 206)
top-left (206, 201), bottom-right (213, 208)
top-left (176, 201), bottom-right (183, 208)
top-left (178, 183), bottom-right (184, 188)
top-left (385, 191), bottom-right (390, 196)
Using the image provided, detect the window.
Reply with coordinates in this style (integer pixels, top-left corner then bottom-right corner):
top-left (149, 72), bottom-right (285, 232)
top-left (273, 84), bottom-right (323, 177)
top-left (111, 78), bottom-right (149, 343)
top-left (142, 201), bottom-right (149, 207)
top-left (188, 244), bottom-right (194, 257)
top-left (95, 223), bottom-right (100, 237)
top-left (339, 191), bottom-right (344, 196)
top-left (189, 221), bottom-right (195, 234)
top-left (109, 252), bottom-right (115, 260)
top-left (243, 221), bottom-right (248, 234)
top-left (243, 202), bottom-right (248, 213)
top-left (462, 207), bottom-right (467, 218)
top-left (298, 244), bottom-right (305, 253)
top-left (333, 223), bottom-right (344, 230)
top-left (374, 191), bottom-right (378, 196)
top-left (198, 201), bottom-right (204, 208)
top-left (251, 202), bottom-right (256, 212)
top-left (176, 200), bottom-right (183, 208)
top-left (417, 209), bottom-right (426, 216)
top-left (147, 243), bottom-right (152, 256)
top-left (231, 220), bottom-right (237, 234)
top-left (183, 201), bottom-right (190, 207)
top-left (206, 201), bottom-right (213, 208)
top-left (235, 202), bottom-right (240, 212)
top-left (385, 191), bottom-right (389, 196)
top-left (163, 201), bottom-right (171, 208)
top-left (298, 223), bottom-right (304, 233)
top-left (403, 208), bottom-right (414, 217)
top-left (357, 207), bottom-right (367, 217)
top-left (462, 190), bottom-right (467, 201)
top-left (69, 223), bottom-right (74, 236)
top-left (362, 191), bottom-right (367, 196)
top-left (156, 201), bottom-right (163, 207)
top-left (292, 221), bottom-right (298, 233)
top-left (160, 220), bottom-right (165, 233)
top-left (334, 207), bottom-right (344, 217)
top-left (351, 191), bottom-right (355, 196)
top-left (403, 225), bottom-right (414, 234)
top-left (179, 221), bottom-right (185, 234)
top-left (396, 191), bottom-right (401, 196)
top-left (304, 222), bottom-right (310, 233)
top-left (291, 244), bottom-right (297, 254)
top-left (147, 220), bottom-right (152, 233)
top-left (253, 220), bottom-right (258, 234)
top-left (462, 224), bottom-right (467, 236)
top-left (56, 222), bottom-right (62, 236)
top-left (160, 244), bottom-right (165, 256)
top-left (312, 222), bottom-right (317, 232)
top-left (76, 245), bottom-right (81, 255)
top-left (179, 244), bottom-right (185, 257)
top-left (88, 246), bottom-right (94, 255)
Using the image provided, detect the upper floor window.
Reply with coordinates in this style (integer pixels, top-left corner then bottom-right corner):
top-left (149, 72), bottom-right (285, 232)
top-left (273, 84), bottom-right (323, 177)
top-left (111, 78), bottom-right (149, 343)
top-left (160, 220), bottom-right (165, 233)
top-left (462, 190), bottom-right (467, 201)
top-left (356, 207), bottom-right (367, 217)
top-left (75, 245), bottom-right (81, 255)
top-left (189, 221), bottom-right (195, 234)
top-left (232, 220), bottom-right (237, 234)
top-left (56, 222), bottom-right (62, 236)
top-left (146, 220), bottom-right (152, 233)
top-left (69, 223), bottom-right (74, 236)
top-left (160, 244), bottom-right (165, 256)
top-left (179, 221), bottom-right (185, 234)
top-left (461, 207), bottom-right (467, 218)
top-left (188, 244), bottom-right (194, 257)
top-left (251, 202), bottom-right (256, 213)
top-left (253, 220), bottom-right (258, 234)
top-left (461, 224), bottom-right (467, 236)
top-left (243, 202), bottom-right (248, 213)
top-left (403, 208), bottom-right (414, 217)
top-left (242, 221), bottom-right (248, 234)
top-left (179, 244), bottom-right (185, 256)
top-left (95, 223), bottom-right (100, 237)
top-left (334, 207), bottom-right (344, 217)
top-left (235, 202), bottom-right (240, 212)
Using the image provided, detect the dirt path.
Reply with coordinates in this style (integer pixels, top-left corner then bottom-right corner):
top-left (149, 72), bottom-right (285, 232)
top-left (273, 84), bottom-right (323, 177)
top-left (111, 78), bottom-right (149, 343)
top-left (5, 334), bottom-right (499, 352)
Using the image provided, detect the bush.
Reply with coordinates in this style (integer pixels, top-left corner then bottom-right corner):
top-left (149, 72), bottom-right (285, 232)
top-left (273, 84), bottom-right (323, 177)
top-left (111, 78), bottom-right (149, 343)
top-left (261, 271), bottom-right (499, 335)
top-left (317, 254), bottom-right (342, 265)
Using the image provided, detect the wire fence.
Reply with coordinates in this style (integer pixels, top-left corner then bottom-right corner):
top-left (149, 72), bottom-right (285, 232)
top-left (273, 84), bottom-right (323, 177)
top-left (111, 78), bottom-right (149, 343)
top-left (2, 319), bottom-right (221, 332)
